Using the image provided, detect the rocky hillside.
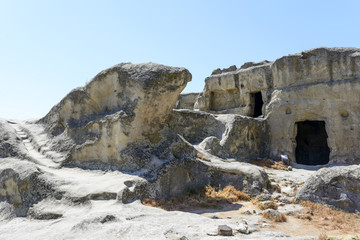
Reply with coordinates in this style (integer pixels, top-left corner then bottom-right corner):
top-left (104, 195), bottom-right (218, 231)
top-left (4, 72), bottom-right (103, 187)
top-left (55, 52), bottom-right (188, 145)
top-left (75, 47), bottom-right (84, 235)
top-left (1, 50), bottom-right (360, 239)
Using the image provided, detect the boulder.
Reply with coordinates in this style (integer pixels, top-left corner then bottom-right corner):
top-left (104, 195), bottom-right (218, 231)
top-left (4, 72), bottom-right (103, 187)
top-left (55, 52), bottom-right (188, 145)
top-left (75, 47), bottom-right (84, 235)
top-left (0, 158), bottom-right (52, 216)
top-left (217, 225), bottom-right (232, 236)
top-left (296, 165), bottom-right (360, 212)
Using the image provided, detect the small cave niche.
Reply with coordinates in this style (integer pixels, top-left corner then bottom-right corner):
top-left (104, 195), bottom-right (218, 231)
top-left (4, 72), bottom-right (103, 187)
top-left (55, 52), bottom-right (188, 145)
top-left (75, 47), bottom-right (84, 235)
top-left (251, 92), bottom-right (264, 118)
top-left (295, 121), bottom-right (330, 165)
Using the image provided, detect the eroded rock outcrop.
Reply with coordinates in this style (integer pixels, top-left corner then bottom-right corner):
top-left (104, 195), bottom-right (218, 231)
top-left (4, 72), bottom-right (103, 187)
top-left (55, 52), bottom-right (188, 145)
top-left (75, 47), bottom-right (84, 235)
top-left (194, 61), bottom-right (272, 116)
top-left (34, 62), bottom-right (269, 201)
top-left (0, 159), bottom-right (52, 216)
top-left (169, 110), bottom-right (269, 161)
top-left (192, 47), bottom-right (360, 165)
top-left (296, 165), bottom-right (360, 212)
top-left (267, 48), bottom-right (360, 164)
top-left (0, 120), bottom-right (27, 159)
top-left (40, 62), bottom-right (192, 170)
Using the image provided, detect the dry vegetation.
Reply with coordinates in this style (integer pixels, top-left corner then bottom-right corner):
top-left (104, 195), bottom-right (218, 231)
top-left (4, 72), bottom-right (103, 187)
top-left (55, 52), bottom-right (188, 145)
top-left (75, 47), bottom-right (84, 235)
top-left (263, 210), bottom-right (287, 222)
top-left (249, 158), bottom-right (288, 170)
top-left (251, 199), bottom-right (278, 210)
top-left (141, 185), bottom-right (250, 211)
top-left (301, 201), bottom-right (360, 233)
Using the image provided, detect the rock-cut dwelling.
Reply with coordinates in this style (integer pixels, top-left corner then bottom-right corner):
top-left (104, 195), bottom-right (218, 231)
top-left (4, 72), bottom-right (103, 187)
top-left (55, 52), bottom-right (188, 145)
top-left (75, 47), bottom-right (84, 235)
top-left (175, 47), bottom-right (360, 166)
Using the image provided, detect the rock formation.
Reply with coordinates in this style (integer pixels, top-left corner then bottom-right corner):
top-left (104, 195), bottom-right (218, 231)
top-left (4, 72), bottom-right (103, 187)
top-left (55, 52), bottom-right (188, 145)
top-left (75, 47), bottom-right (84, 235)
top-left (0, 62), bottom-right (269, 212)
top-left (185, 47), bottom-right (360, 166)
top-left (296, 165), bottom-right (360, 213)
top-left (1, 48), bottom-right (360, 239)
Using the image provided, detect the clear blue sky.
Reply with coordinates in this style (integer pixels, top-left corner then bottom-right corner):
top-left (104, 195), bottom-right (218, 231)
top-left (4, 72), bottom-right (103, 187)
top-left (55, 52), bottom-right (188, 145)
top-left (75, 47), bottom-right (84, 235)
top-left (1, 0), bottom-right (359, 119)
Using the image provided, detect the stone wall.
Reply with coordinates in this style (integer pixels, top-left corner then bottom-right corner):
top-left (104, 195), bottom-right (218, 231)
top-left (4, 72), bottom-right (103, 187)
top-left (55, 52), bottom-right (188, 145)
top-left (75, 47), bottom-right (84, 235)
top-left (267, 48), bottom-right (360, 164)
top-left (193, 47), bottom-right (360, 165)
top-left (194, 61), bottom-right (272, 116)
top-left (174, 93), bottom-right (199, 110)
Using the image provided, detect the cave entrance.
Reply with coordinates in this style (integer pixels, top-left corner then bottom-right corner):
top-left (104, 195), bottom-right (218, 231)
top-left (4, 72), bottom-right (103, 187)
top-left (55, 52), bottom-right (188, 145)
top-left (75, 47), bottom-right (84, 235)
top-left (251, 92), bottom-right (263, 117)
top-left (295, 121), bottom-right (330, 165)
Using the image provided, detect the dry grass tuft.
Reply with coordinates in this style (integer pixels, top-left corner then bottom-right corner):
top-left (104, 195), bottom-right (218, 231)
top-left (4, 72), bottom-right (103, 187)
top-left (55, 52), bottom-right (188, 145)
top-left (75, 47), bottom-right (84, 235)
top-left (141, 185), bottom-right (250, 211)
top-left (249, 158), bottom-right (288, 170)
top-left (317, 232), bottom-right (327, 240)
top-left (295, 214), bottom-right (312, 221)
top-left (205, 185), bottom-right (251, 202)
top-left (300, 201), bottom-right (360, 233)
top-left (263, 210), bottom-right (287, 222)
top-left (251, 199), bottom-right (278, 210)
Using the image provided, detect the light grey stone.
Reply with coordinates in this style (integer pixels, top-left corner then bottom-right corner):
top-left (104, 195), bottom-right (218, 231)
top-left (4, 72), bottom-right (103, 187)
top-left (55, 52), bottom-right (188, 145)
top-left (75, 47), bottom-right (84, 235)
top-left (296, 165), bottom-right (360, 212)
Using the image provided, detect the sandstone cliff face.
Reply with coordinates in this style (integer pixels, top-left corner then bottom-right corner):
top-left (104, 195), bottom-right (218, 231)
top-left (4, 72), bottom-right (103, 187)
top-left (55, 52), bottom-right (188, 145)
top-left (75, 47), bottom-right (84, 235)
top-left (192, 47), bottom-right (360, 165)
top-left (272, 47), bottom-right (360, 88)
top-left (40, 63), bottom-right (191, 169)
top-left (34, 62), bottom-right (269, 200)
top-left (169, 110), bottom-right (269, 161)
top-left (195, 61), bottom-right (272, 116)
top-left (267, 48), bottom-right (360, 164)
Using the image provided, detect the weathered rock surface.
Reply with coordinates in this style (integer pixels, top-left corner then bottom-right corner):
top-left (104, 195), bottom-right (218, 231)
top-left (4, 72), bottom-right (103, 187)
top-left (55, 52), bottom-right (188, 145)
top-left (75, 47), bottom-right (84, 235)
top-left (11, 62), bottom-right (269, 202)
top-left (190, 47), bottom-right (360, 165)
top-left (0, 120), bottom-right (27, 158)
top-left (39, 62), bottom-right (192, 171)
top-left (174, 92), bottom-right (199, 110)
top-left (296, 165), bottom-right (360, 212)
top-left (0, 158), bottom-right (52, 216)
top-left (170, 109), bottom-right (269, 161)
top-left (267, 48), bottom-right (360, 164)
top-left (194, 61), bottom-right (272, 116)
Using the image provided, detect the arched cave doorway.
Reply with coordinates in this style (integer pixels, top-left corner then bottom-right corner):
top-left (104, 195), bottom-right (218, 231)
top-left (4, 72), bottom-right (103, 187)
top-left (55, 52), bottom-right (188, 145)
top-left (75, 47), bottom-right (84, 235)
top-left (295, 121), bottom-right (330, 165)
top-left (251, 92), bottom-right (263, 118)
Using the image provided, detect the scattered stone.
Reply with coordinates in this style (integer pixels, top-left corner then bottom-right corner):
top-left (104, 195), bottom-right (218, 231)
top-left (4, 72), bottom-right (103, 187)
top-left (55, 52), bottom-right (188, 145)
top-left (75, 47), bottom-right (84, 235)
top-left (272, 193), bottom-right (281, 200)
top-left (287, 166), bottom-right (292, 171)
top-left (279, 196), bottom-right (291, 204)
top-left (210, 215), bottom-right (219, 219)
top-left (241, 210), bottom-right (252, 215)
top-left (260, 223), bottom-right (272, 228)
top-left (236, 221), bottom-right (249, 234)
top-left (263, 209), bottom-right (287, 222)
top-left (285, 210), bottom-right (300, 216)
top-left (270, 182), bottom-right (281, 192)
top-left (179, 236), bottom-right (189, 240)
top-left (100, 215), bottom-right (116, 224)
top-left (217, 225), bottom-right (232, 236)
top-left (248, 227), bottom-right (259, 233)
top-left (256, 193), bottom-right (272, 201)
top-left (206, 232), bottom-right (218, 236)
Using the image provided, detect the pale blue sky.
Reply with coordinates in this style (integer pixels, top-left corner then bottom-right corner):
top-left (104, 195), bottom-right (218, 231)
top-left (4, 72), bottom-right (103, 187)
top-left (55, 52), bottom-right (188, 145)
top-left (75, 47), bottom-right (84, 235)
top-left (1, 0), bottom-right (359, 119)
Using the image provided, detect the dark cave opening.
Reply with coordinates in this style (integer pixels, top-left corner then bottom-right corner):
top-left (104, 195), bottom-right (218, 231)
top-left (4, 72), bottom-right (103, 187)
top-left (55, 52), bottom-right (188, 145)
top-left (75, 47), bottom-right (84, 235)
top-left (252, 92), bottom-right (263, 118)
top-left (295, 121), bottom-right (330, 165)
